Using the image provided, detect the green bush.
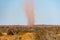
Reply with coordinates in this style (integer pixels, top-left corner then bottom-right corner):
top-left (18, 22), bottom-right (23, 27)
top-left (0, 32), bottom-right (3, 36)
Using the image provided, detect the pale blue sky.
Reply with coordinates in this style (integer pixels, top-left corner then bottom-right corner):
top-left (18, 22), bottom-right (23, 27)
top-left (0, 0), bottom-right (60, 25)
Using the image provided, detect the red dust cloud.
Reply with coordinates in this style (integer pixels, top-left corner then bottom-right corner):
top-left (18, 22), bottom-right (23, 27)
top-left (22, 0), bottom-right (35, 27)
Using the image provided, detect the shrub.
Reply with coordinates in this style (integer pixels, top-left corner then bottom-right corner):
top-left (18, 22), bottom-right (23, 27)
top-left (0, 32), bottom-right (3, 36)
top-left (7, 30), bottom-right (14, 35)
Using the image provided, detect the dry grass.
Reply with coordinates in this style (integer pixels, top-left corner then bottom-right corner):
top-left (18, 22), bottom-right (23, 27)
top-left (0, 25), bottom-right (60, 40)
top-left (0, 35), bottom-right (18, 40)
top-left (0, 33), bottom-right (60, 40)
top-left (0, 33), bottom-right (35, 40)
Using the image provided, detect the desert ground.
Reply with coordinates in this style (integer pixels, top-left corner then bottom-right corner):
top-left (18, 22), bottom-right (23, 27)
top-left (0, 25), bottom-right (60, 40)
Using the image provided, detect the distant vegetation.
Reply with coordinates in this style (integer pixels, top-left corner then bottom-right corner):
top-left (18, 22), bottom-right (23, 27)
top-left (7, 29), bottom-right (14, 35)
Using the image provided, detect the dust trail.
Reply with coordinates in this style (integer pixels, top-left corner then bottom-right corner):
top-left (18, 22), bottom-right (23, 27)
top-left (22, 0), bottom-right (35, 27)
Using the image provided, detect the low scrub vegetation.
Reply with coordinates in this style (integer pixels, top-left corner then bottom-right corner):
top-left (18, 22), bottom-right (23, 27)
top-left (0, 25), bottom-right (60, 40)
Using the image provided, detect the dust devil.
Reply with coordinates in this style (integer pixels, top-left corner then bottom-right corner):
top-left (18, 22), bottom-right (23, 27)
top-left (22, 0), bottom-right (35, 27)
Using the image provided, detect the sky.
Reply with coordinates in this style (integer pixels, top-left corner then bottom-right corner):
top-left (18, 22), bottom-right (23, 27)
top-left (0, 0), bottom-right (60, 25)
